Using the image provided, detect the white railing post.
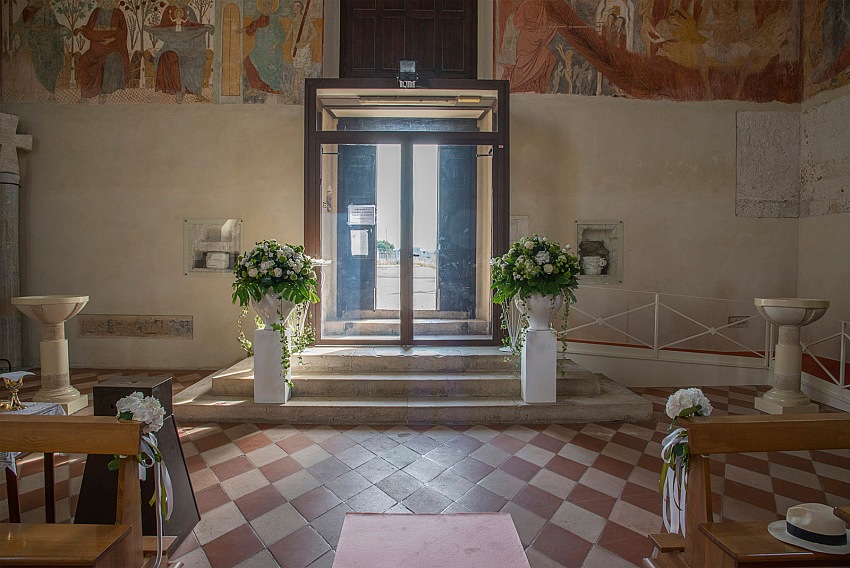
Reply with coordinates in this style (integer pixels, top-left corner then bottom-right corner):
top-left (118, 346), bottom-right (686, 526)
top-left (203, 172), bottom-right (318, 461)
top-left (842, 321), bottom-right (848, 386)
top-left (653, 293), bottom-right (660, 359)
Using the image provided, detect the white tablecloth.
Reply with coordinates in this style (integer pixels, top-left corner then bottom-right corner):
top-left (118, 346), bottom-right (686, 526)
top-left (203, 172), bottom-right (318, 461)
top-left (0, 402), bottom-right (66, 475)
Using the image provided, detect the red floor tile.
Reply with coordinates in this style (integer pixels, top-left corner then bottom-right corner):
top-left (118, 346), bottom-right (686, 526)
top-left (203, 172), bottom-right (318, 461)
top-left (235, 484), bottom-right (287, 521)
top-left (268, 525), bottom-right (330, 568)
top-left (203, 524), bottom-right (264, 568)
top-left (531, 522), bottom-right (592, 567)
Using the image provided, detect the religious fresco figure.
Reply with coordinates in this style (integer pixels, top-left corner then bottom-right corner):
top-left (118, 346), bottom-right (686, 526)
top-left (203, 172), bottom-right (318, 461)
top-left (8, 0), bottom-right (68, 99)
top-left (507, 0), bottom-right (572, 93)
top-left (287, 0), bottom-right (317, 104)
top-left (75, 0), bottom-right (130, 103)
top-left (148, 0), bottom-right (213, 103)
top-left (240, 0), bottom-right (287, 97)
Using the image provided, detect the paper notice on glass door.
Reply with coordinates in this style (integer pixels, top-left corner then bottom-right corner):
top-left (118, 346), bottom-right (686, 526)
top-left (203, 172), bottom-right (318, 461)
top-left (351, 229), bottom-right (369, 257)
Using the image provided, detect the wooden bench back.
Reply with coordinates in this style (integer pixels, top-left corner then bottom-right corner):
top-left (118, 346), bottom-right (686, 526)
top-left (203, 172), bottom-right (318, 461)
top-left (0, 415), bottom-right (145, 568)
top-left (681, 413), bottom-right (850, 567)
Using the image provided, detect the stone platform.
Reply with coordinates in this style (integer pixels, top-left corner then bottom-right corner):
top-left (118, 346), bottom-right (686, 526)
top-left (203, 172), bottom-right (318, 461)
top-left (173, 347), bottom-right (653, 425)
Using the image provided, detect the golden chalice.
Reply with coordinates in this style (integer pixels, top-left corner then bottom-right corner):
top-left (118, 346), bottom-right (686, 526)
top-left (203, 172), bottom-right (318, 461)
top-left (1, 371), bottom-right (34, 411)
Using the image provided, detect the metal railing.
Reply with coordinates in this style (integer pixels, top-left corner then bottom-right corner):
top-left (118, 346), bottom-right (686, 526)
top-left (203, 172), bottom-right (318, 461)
top-left (558, 287), bottom-right (849, 387)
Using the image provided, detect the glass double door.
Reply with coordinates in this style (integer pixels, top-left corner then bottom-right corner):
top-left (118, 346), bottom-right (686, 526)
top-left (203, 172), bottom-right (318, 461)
top-left (319, 142), bottom-right (493, 344)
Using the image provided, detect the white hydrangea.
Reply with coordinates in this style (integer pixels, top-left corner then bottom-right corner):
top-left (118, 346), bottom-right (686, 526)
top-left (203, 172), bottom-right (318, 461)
top-left (116, 392), bottom-right (165, 434)
top-left (535, 251), bottom-right (550, 265)
top-left (665, 388), bottom-right (713, 419)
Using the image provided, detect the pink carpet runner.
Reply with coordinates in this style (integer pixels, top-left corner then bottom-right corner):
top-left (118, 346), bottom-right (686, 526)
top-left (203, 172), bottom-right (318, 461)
top-left (333, 512), bottom-right (531, 568)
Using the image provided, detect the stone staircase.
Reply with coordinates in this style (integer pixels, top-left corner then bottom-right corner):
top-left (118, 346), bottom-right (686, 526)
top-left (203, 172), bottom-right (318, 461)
top-left (173, 347), bottom-right (653, 424)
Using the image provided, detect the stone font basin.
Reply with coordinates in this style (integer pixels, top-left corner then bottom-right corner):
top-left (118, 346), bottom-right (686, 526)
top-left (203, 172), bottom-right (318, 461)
top-left (754, 298), bottom-right (829, 327)
top-left (12, 295), bottom-right (89, 324)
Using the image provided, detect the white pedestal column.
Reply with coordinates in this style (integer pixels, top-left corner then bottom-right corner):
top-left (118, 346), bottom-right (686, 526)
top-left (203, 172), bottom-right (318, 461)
top-left (253, 328), bottom-right (291, 404)
top-left (754, 326), bottom-right (818, 414)
top-left (521, 329), bottom-right (557, 403)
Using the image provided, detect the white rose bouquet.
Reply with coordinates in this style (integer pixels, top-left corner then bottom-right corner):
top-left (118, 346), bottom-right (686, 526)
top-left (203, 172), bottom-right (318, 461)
top-left (660, 387), bottom-right (713, 535)
top-left (491, 235), bottom-right (580, 304)
top-left (232, 240), bottom-right (319, 307)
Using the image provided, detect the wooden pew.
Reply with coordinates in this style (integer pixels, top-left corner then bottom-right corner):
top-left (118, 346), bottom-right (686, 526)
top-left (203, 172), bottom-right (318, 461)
top-left (645, 413), bottom-right (850, 568)
top-left (0, 414), bottom-right (153, 568)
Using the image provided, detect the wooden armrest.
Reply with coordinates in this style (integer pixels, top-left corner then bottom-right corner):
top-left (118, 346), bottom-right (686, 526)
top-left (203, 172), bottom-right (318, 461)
top-left (649, 532), bottom-right (685, 553)
top-left (834, 506), bottom-right (850, 524)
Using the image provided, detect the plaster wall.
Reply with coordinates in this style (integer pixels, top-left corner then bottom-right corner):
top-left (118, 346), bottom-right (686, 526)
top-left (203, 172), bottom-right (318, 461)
top-left (509, 94), bottom-right (800, 301)
top-left (8, 94), bottom-right (806, 369)
top-left (11, 103), bottom-right (305, 369)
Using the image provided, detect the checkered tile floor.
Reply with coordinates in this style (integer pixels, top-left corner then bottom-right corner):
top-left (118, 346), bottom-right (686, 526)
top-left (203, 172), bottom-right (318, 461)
top-left (1, 372), bottom-right (848, 568)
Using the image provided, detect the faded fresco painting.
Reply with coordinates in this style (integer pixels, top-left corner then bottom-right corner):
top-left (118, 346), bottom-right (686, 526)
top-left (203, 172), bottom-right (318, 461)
top-left (496, 0), bottom-right (813, 102)
top-left (214, 0), bottom-right (321, 104)
top-left (804, 0), bottom-right (850, 99)
top-left (1, 0), bottom-right (322, 103)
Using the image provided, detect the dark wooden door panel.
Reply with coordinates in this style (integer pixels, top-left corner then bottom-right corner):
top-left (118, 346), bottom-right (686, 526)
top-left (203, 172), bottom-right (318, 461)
top-left (340, 0), bottom-right (476, 79)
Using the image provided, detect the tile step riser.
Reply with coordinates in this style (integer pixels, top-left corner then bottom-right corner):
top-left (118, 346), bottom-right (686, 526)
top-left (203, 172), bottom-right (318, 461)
top-left (294, 357), bottom-right (594, 375)
top-left (211, 376), bottom-right (601, 398)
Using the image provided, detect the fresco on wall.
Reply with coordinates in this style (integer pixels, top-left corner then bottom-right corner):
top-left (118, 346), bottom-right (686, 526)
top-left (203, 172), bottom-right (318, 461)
top-left (495, 0), bottom-right (804, 102)
top-left (804, 0), bottom-right (850, 99)
top-left (0, 0), bottom-right (322, 103)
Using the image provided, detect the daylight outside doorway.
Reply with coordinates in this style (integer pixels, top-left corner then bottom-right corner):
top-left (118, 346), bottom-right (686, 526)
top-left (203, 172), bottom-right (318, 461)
top-left (305, 79), bottom-right (510, 346)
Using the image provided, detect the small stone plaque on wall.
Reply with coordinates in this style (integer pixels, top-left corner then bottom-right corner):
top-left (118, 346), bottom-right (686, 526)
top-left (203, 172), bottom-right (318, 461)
top-left (576, 221), bottom-right (623, 284)
top-left (184, 219), bottom-right (242, 276)
top-left (79, 315), bottom-right (193, 339)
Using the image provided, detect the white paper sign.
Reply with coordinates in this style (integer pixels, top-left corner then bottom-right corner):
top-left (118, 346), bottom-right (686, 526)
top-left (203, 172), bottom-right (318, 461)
top-left (348, 204), bottom-right (377, 225)
top-left (351, 229), bottom-right (369, 256)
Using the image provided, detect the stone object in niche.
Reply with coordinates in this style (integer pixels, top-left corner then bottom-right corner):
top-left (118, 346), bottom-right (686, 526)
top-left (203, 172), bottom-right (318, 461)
top-left (205, 252), bottom-right (230, 269)
top-left (581, 256), bottom-right (607, 276)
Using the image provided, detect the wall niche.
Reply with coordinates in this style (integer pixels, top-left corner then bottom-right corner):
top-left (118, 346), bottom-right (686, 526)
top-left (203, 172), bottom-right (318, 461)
top-left (575, 221), bottom-right (622, 284)
top-left (184, 219), bottom-right (242, 276)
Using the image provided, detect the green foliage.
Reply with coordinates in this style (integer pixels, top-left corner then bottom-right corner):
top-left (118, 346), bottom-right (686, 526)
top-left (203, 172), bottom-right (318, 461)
top-left (377, 240), bottom-right (395, 252)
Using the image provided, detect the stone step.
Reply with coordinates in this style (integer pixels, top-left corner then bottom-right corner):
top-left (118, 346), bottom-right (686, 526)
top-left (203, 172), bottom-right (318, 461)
top-left (212, 372), bottom-right (601, 398)
top-left (292, 346), bottom-right (596, 376)
top-left (174, 376), bottom-right (653, 425)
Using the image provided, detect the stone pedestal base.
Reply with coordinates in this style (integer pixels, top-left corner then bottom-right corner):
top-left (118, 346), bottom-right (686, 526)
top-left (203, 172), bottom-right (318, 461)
top-left (521, 330), bottom-right (556, 403)
top-left (253, 328), bottom-right (291, 404)
top-left (754, 396), bottom-right (819, 415)
top-left (57, 395), bottom-right (89, 415)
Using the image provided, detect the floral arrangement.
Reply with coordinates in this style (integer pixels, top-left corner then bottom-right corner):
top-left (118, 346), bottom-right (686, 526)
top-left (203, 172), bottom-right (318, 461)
top-left (660, 387), bottom-right (713, 535)
top-left (232, 240), bottom-right (320, 387)
top-left (231, 240), bottom-right (320, 307)
top-left (108, 392), bottom-right (172, 566)
top-left (491, 235), bottom-right (581, 355)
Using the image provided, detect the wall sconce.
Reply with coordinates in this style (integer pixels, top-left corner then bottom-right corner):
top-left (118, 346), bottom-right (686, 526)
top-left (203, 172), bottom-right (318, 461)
top-left (398, 60), bottom-right (417, 88)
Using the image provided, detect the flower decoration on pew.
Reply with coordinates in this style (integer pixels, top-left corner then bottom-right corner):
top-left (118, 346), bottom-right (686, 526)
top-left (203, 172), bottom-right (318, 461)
top-left (659, 387), bottom-right (713, 535)
top-left (108, 392), bottom-right (172, 521)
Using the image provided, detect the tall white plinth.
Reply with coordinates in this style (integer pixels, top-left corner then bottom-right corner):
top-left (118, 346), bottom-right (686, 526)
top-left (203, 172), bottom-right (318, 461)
top-left (253, 328), bottom-right (291, 404)
top-left (12, 295), bottom-right (89, 414)
top-left (521, 329), bottom-right (557, 403)
top-left (754, 298), bottom-right (828, 415)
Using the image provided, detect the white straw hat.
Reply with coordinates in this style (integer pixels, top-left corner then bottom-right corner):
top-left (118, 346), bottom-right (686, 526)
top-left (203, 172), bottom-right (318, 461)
top-left (767, 503), bottom-right (850, 555)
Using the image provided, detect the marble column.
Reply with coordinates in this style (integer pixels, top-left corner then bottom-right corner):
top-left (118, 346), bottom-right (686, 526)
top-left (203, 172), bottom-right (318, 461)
top-left (0, 113), bottom-right (33, 369)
